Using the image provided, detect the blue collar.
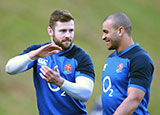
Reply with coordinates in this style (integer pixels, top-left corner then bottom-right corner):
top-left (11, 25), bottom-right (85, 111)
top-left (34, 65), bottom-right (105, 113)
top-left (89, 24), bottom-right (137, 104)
top-left (116, 43), bottom-right (139, 56)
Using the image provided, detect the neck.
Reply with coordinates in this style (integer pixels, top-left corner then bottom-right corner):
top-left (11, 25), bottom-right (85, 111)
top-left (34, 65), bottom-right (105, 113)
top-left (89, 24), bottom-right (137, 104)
top-left (116, 36), bottom-right (134, 54)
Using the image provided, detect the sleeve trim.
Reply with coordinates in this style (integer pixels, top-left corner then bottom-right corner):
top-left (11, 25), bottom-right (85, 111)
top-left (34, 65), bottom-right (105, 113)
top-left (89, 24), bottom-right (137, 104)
top-left (128, 84), bottom-right (146, 93)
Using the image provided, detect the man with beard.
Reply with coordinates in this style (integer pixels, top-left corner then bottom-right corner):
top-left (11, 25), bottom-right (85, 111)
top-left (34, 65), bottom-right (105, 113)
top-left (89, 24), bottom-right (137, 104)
top-left (6, 9), bottom-right (95, 115)
top-left (101, 13), bottom-right (154, 115)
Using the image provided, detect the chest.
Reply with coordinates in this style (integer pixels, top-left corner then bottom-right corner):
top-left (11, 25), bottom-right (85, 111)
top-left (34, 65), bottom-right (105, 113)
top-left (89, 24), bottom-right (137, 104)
top-left (102, 56), bottom-right (130, 84)
top-left (36, 55), bottom-right (78, 81)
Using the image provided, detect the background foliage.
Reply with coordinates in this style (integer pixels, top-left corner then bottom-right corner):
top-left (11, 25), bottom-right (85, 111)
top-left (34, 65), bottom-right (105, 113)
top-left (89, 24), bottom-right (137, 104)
top-left (0, 0), bottom-right (160, 114)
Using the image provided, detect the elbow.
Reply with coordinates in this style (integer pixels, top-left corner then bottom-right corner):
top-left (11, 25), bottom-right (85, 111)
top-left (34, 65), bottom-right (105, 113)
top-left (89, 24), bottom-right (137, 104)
top-left (82, 96), bottom-right (90, 102)
top-left (5, 64), bottom-right (17, 75)
top-left (80, 88), bottom-right (92, 102)
top-left (134, 97), bottom-right (143, 106)
top-left (81, 96), bottom-right (89, 102)
top-left (80, 83), bottom-right (94, 102)
top-left (127, 96), bottom-right (143, 110)
top-left (131, 94), bottom-right (143, 105)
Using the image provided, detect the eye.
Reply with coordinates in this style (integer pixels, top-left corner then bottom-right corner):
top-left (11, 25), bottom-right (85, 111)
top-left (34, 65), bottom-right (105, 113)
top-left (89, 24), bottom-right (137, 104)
top-left (69, 29), bottom-right (74, 33)
top-left (60, 29), bottom-right (67, 33)
top-left (103, 30), bottom-right (109, 34)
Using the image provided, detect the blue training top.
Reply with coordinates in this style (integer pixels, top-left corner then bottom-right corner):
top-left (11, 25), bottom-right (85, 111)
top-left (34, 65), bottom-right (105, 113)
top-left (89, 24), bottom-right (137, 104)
top-left (102, 43), bottom-right (154, 115)
top-left (19, 43), bottom-right (95, 115)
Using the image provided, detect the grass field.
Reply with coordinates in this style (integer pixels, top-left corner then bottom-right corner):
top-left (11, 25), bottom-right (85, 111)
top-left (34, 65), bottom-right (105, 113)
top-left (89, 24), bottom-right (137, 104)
top-left (0, 0), bottom-right (160, 114)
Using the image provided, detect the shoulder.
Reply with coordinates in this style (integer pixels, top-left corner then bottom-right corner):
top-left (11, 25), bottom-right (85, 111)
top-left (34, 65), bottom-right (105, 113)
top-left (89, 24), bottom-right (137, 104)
top-left (130, 46), bottom-right (154, 67)
top-left (121, 45), bottom-right (154, 66)
top-left (74, 45), bottom-right (93, 64)
top-left (128, 46), bottom-right (154, 91)
top-left (65, 45), bottom-right (93, 62)
top-left (72, 45), bottom-right (95, 79)
top-left (127, 46), bottom-right (154, 76)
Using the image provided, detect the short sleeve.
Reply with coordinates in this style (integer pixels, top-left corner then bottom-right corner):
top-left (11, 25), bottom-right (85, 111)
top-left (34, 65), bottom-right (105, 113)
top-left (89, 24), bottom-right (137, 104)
top-left (128, 53), bottom-right (154, 92)
top-left (75, 52), bottom-right (95, 81)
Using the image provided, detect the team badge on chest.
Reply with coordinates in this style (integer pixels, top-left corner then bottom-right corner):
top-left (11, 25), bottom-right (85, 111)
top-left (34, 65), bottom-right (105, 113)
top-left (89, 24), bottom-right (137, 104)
top-left (64, 64), bottom-right (72, 74)
top-left (116, 63), bottom-right (123, 73)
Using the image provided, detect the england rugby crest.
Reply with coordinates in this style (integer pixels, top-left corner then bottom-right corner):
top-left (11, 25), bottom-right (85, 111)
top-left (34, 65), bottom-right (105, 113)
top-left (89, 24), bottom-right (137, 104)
top-left (116, 63), bottom-right (123, 73)
top-left (64, 64), bottom-right (72, 74)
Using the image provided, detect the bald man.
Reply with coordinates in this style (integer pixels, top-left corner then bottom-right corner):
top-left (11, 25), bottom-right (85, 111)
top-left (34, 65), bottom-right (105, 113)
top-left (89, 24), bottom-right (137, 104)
top-left (101, 13), bottom-right (154, 115)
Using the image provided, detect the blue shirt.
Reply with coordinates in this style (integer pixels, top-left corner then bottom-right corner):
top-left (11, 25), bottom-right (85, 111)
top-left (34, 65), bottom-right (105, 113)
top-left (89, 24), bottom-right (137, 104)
top-left (102, 43), bottom-right (154, 115)
top-left (20, 43), bottom-right (95, 115)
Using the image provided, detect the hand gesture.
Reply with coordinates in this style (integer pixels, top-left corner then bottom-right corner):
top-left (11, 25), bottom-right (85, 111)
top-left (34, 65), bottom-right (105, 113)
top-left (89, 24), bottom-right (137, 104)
top-left (28, 43), bottom-right (62, 60)
top-left (40, 65), bottom-right (64, 87)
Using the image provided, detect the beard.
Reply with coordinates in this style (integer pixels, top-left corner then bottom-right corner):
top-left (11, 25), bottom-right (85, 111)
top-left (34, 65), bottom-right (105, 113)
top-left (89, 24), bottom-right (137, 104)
top-left (52, 37), bottom-right (73, 50)
top-left (108, 32), bottom-right (120, 50)
top-left (107, 37), bottom-right (120, 51)
top-left (108, 41), bottom-right (119, 50)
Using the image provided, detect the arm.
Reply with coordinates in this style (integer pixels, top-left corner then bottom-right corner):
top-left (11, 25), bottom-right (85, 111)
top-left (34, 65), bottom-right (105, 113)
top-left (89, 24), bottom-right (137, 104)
top-left (113, 52), bottom-right (154, 115)
top-left (61, 76), bottom-right (94, 102)
top-left (5, 54), bottom-right (34, 75)
top-left (40, 66), bottom-right (94, 102)
top-left (113, 87), bottom-right (145, 115)
top-left (28, 43), bottom-right (62, 60)
top-left (113, 53), bottom-right (154, 115)
top-left (5, 43), bottom-right (62, 75)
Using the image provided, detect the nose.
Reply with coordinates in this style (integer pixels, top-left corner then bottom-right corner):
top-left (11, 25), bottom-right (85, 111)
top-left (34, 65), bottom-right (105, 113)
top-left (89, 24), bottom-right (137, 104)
top-left (102, 34), bottom-right (107, 40)
top-left (65, 31), bottom-right (71, 38)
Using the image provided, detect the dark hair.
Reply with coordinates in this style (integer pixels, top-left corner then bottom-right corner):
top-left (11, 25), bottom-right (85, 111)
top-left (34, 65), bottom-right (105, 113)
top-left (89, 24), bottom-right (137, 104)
top-left (49, 9), bottom-right (74, 30)
top-left (104, 13), bottom-right (132, 36)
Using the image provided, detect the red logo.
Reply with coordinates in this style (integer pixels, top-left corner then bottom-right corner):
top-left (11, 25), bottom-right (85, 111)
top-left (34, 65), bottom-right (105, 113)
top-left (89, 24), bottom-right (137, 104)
top-left (116, 63), bottom-right (123, 73)
top-left (64, 64), bottom-right (72, 74)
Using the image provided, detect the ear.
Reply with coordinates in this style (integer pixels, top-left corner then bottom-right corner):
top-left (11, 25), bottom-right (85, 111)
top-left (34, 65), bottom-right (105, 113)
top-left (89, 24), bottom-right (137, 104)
top-left (48, 26), bottom-right (54, 36)
top-left (118, 26), bottom-right (125, 37)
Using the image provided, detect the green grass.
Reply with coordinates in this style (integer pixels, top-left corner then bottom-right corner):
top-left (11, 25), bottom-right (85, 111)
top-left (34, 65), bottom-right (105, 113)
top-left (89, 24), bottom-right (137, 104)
top-left (0, 0), bottom-right (160, 114)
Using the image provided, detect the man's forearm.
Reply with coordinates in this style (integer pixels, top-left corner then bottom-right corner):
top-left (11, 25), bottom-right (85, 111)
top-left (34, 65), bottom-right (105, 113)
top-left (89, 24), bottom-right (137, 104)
top-left (113, 97), bottom-right (140, 115)
top-left (60, 77), bottom-right (94, 102)
top-left (5, 54), bottom-right (34, 75)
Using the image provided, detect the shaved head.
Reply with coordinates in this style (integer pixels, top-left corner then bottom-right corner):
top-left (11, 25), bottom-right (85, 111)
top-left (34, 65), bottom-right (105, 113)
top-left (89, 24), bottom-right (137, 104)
top-left (104, 13), bottom-right (132, 36)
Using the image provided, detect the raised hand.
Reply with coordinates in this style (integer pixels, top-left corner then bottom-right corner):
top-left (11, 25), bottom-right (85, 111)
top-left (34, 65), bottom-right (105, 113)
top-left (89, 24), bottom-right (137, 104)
top-left (28, 43), bottom-right (62, 60)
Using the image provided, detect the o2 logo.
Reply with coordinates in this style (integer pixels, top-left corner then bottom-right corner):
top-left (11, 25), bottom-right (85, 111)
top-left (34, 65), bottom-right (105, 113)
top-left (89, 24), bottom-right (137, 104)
top-left (48, 83), bottom-right (66, 96)
top-left (103, 76), bottom-right (113, 97)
